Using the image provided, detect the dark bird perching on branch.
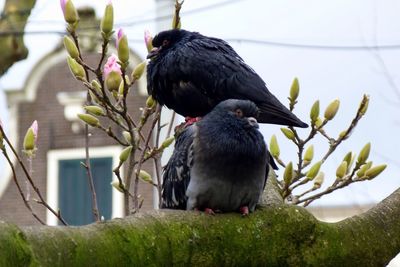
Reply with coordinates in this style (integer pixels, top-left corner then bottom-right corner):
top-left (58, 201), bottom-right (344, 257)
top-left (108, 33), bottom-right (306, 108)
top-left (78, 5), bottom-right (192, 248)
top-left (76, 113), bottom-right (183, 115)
top-left (147, 29), bottom-right (308, 128)
top-left (162, 99), bottom-right (276, 215)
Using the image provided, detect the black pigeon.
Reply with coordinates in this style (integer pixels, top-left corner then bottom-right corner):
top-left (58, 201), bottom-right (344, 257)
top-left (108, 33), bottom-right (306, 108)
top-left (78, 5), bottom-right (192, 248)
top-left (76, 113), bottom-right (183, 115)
top-left (147, 29), bottom-right (307, 128)
top-left (161, 99), bottom-right (273, 215)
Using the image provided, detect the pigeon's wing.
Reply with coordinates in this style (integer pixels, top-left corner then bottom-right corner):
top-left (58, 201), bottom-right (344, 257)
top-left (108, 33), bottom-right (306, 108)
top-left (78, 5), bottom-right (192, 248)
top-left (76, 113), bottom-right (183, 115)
top-left (161, 125), bottom-right (195, 209)
top-left (162, 37), bottom-right (307, 127)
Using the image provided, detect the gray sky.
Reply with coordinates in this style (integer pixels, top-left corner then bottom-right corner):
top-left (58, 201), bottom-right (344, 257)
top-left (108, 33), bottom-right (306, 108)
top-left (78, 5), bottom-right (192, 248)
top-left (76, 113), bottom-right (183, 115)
top-left (1, 0), bottom-right (400, 207)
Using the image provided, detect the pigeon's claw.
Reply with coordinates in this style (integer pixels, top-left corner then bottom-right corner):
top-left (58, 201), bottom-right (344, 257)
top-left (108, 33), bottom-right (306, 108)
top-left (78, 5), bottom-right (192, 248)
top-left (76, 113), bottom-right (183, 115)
top-left (204, 208), bottom-right (215, 215)
top-left (240, 206), bottom-right (249, 216)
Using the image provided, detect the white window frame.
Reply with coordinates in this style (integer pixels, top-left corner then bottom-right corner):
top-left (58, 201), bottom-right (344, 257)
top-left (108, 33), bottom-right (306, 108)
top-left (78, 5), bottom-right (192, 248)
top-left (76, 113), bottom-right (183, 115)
top-left (46, 146), bottom-right (123, 225)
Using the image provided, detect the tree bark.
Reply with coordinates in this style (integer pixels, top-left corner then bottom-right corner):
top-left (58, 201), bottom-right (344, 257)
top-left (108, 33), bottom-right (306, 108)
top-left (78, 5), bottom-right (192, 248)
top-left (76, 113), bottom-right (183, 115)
top-left (0, 0), bottom-right (36, 76)
top-left (0, 174), bottom-right (399, 266)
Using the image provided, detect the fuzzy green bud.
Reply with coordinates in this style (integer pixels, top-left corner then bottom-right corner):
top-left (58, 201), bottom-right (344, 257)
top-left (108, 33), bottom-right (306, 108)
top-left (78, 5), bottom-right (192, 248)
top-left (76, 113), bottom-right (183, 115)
top-left (336, 161), bottom-right (348, 179)
top-left (77, 113), bottom-right (99, 127)
top-left (131, 61), bottom-right (147, 81)
top-left (357, 142), bottom-right (371, 166)
top-left (342, 152), bottom-right (353, 167)
top-left (63, 36), bottom-right (79, 59)
top-left (105, 71), bottom-right (122, 92)
top-left (357, 161), bottom-right (373, 177)
top-left (359, 94), bottom-right (369, 115)
top-left (315, 117), bottom-right (323, 128)
top-left (310, 100), bottom-right (320, 124)
top-left (101, 3), bottom-right (114, 35)
top-left (324, 99), bottom-right (340, 120)
top-left (365, 164), bottom-right (387, 179)
top-left (91, 79), bottom-right (102, 93)
top-left (303, 145), bottom-right (314, 163)
top-left (161, 136), bottom-right (175, 149)
top-left (119, 146), bottom-right (133, 163)
top-left (313, 172), bottom-right (325, 188)
top-left (306, 161), bottom-right (322, 180)
top-left (138, 169), bottom-right (152, 183)
top-left (280, 128), bottom-right (295, 141)
top-left (118, 80), bottom-right (125, 96)
top-left (146, 95), bottom-right (156, 109)
top-left (269, 135), bottom-right (280, 158)
top-left (67, 56), bottom-right (85, 80)
top-left (117, 29), bottom-right (129, 64)
top-left (289, 77), bottom-right (299, 102)
top-left (110, 180), bottom-right (125, 193)
top-left (84, 105), bottom-right (105, 116)
top-left (122, 131), bottom-right (131, 143)
top-left (23, 128), bottom-right (35, 151)
top-left (62, 0), bottom-right (79, 25)
top-left (283, 162), bottom-right (293, 186)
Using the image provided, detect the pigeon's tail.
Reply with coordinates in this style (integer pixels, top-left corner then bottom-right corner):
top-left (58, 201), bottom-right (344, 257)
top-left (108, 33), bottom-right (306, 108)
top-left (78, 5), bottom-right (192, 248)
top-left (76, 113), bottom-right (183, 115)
top-left (258, 103), bottom-right (308, 128)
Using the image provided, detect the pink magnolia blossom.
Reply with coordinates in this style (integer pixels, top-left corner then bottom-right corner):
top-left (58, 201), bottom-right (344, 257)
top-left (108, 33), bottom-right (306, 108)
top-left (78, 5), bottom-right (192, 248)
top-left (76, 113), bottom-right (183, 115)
top-left (107, 0), bottom-right (112, 5)
top-left (60, 0), bottom-right (67, 14)
top-left (116, 28), bottom-right (124, 48)
top-left (104, 54), bottom-right (122, 78)
top-left (30, 120), bottom-right (38, 141)
top-left (144, 30), bottom-right (152, 47)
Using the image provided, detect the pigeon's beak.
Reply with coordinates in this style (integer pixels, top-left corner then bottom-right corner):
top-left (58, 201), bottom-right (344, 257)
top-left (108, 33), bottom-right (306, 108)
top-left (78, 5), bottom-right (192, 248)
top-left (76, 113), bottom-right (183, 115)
top-left (147, 47), bottom-right (160, 59)
top-left (247, 117), bottom-right (259, 128)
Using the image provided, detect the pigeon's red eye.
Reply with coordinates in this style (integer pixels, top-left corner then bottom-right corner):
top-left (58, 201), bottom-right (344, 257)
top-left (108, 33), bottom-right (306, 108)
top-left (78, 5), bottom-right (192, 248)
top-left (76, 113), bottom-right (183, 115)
top-left (163, 40), bottom-right (170, 46)
top-left (235, 109), bottom-right (243, 118)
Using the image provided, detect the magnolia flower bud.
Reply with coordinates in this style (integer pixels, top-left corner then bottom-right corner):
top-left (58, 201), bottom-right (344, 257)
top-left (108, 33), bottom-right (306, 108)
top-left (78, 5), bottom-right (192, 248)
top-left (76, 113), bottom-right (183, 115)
top-left (359, 94), bottom-right (369, 116)
top-left (342, 152), bottom-right (353, 166)
top-left (23, 121), bottom-right (38, 152)
top-left (63, 36), bottom-right (79, 59)
top-left (131, 61), bottom-right (147, 81)
top-left (313, 172), bottom-right (325, 188)
top-left (84, 106), bottom-right (105, 116)
top-left (161, 136), bottom-right (175, 149)
top-left (77, 114), bottom-right (100, 127)
top-left (336, 161), bottom-right (348, 179)
top-left (310, 100), bottom-right (320, 124)
top-left (101, 1), bottom-right (114, 35)
top-left (119, 146), bottom-right (133, 163)
top-left (303, 145), bottom-right (314, 163)
top-left (138, 169), bottom-right (152, 183)
top-left (104, 55), bottom-right (122, 92)
top-left (365, 164), bottom-right (387, 179)
top-left (357, 142), bottom-right (371, 166)
top-left (315, 117), bottom-right (323, 128)
top-left (146, 95), bottom-right (156, 109)
top-left (116, 29), bottom-right (129, 64)
top-left (122, 131), bottom-right (131, 143)
top-left (324, 99), bottom-right (340, 120)
top-left (283, 162), bottom-right (293, 185)
top-left (60, 0), bottom-right (78, 25)
top-left (144, 30), bottom-right (153, 52)
top-left (280, 128), bottom-right (295, 141)
top-left (269, 135), bottom-right (280, 158)
top-left (110, 180), bottom-right (125, 193)
top-left (91, 79), bottom-right (102, 93)
top-left (67, 56), bottom-right (85, 80)
top-left (306, 161), bottom-right (322, 180)
top-left (357, 161), bottom-right (373, 178)
top-left (289, 78), bottom-right (299, 102)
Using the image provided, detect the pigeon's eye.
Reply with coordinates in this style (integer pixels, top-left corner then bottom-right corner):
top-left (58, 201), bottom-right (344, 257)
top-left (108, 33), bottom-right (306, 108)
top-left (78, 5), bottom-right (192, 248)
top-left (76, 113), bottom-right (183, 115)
top-left (235, 109), bottom-right (243, 118)
top-left (162, 39), bottom-right (170, 46)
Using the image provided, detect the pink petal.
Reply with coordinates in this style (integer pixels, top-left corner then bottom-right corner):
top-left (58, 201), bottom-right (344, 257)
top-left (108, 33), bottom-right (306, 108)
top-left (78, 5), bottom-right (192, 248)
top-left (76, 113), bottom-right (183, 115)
top-left (60, 0), bottom-right (67, 14)
top-left (104, 54), bottom-right (122, 78)
top-left (31, 120), bottom-right (38, 140)
top-left (144, 30), bottom-right (152, 45)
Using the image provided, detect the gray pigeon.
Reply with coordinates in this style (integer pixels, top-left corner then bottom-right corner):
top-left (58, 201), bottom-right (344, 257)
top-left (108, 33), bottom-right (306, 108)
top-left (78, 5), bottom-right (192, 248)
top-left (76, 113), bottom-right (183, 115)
top-left (162, 99), bottom-right (273, 215)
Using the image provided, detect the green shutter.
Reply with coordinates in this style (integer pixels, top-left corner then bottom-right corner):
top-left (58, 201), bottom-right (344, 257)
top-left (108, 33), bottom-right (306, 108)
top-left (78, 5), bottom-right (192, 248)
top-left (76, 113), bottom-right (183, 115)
top-left (58, 157), bottom-right (113, 225)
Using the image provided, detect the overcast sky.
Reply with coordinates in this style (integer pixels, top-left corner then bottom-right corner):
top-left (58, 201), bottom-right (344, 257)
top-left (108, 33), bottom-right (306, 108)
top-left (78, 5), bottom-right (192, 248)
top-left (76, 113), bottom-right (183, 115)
top-left (1, 0), bottom-right (400, 207)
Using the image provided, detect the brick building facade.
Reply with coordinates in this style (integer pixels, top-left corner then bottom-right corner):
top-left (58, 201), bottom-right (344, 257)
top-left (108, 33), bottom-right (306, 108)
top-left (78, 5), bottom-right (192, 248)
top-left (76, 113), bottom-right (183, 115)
top-left (0, 11), bottom-right (157, 226)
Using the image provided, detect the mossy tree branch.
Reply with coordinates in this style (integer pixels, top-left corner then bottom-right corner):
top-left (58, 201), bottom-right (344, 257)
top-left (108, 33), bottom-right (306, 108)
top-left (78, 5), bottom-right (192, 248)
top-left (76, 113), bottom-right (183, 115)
top-left (0, 0), bottom-right (36, 76)
top-left (0, 174), bottom-right (399, 266)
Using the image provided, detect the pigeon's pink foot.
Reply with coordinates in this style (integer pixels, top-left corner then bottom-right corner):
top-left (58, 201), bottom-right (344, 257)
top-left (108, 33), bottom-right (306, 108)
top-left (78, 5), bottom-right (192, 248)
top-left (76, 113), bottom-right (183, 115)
top-left (204, 208), bottom-right (215, 215)
top-left (185, 116), bottom-right (202, 126)
top-left (240, 206), bottom-right (249, 216)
